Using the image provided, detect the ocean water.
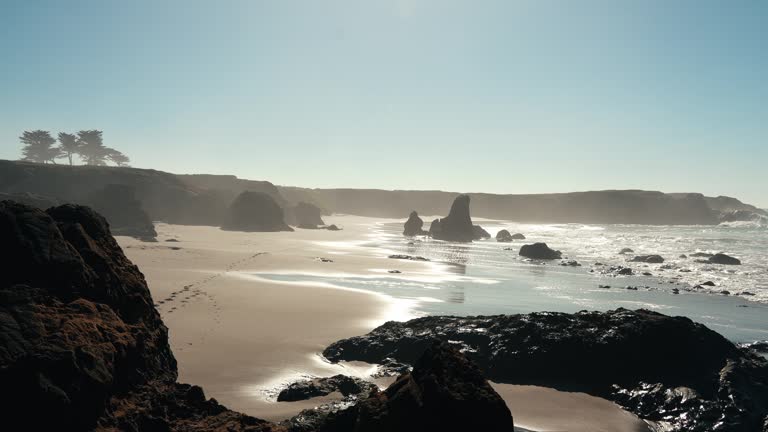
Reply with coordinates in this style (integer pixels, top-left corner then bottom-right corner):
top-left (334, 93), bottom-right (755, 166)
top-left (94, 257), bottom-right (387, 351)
top-left (259, 218), bottom-right (768, 345)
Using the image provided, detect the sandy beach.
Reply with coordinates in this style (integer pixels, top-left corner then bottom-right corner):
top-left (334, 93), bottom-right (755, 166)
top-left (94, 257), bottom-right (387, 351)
top-left (118, 215), bottom-right (649, 431)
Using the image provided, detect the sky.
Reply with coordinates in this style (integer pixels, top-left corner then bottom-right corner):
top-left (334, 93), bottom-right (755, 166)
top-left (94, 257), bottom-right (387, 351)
top-left (1, 0), bottom-right (766, 207)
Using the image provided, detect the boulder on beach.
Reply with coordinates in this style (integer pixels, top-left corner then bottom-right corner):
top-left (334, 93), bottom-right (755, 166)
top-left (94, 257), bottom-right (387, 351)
top-left (318, 342), bottom-right (514, 432)
top-left (403, 211), bottom-right (427, 236)
top-left (630, 255), bottom-right (665, 263)
top-left (221, 191), bottom-right (293, 232)
top-left (708, 253), bottom-right (741, 265)
top-left (288, 201), bottom-right (325, 229)
top-left (519, 242), bottom-right (563, 260)
top-left (428, 195), bottom-right (487, 242)
top-left (88, 183), bottom-right (158, 241)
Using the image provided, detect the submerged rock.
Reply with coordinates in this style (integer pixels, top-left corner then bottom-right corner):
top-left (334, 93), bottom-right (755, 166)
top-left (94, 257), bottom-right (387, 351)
top-left (323, 309), bottom-right (768, 432)
top-left (619, 248), bottom-right (634, 254)
top-left (630, 255), bottom-right (665, 263)
top-left (221, 191), bottom-right (293, 232)
top-left (403, 211), bottom-right (427, 236)
top-left (388, 254), bottom-right (430, 262)
top-left (519, 243), bottom-right (562, 260)
top-left (277, 375), bottom-right (377, 402)
top-left (428, 195), bottom-right (487, 242)
top-left (317, 342), bottom-right (514, 432)
top-left (708, 253), bottom-right (741, 265)
top-left (511, 233), bottom-right (526, 240)
top-left (325, 224), bottom-right (341, 231)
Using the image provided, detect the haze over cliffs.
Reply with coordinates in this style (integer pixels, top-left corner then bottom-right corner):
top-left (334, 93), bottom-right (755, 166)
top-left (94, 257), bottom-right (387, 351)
top-left (1, 159), bottom-right (762, 228)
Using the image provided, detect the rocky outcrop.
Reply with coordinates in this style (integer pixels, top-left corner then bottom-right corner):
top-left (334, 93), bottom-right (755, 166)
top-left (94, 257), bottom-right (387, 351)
top-left (0, 191), bottom-right (59, 209)
top-left (277, 375), bottom-right (377, 402)
top-left (708, 253), bottom-right (741, 265)
top-left (496, 229), bottom-right (514, 242)
top-left (519, 243), bottom-right (562, 260)
top-left (472, 225), bottom-right (491, 239)
top-left (221, 191), bottom-right (293, 232)
top-left (323, 309), bottom-right (768, 432)
top-left (428, 195), bottom-right (487, 242)
top-left (287, 202), bottom-right (326, 229)
top-left (89, 184), bottom-right (158, 241)
top-left (629, 255), bottom-right (665, 263)
top-left (0, 201), bottom-right (282, 431)
top-left (315, 342), bottom-right (514, 432)
top-left (510, 232), bottom-right (525, 240)
top-left (403, 211), bottom-right (427, 236)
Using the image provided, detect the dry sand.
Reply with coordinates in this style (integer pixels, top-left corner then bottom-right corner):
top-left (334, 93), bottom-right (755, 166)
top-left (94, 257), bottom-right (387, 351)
top-left (117, 215), bottom-right (650, 431)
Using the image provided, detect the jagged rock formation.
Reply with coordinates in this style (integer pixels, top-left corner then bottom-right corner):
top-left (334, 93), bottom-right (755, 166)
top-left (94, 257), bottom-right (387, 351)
top-left (221, 191), bottom-right (293, 232)
top-left (518, 243), bottom-right (562, 260)
top-left (0, 201), bottom-right (283, 431)
top-left (323, 309), bottom-right (768, 432)
top-left (310, 342), bottom-right (514, 432)
top-left (287, 202), bottom-right (326, 229)
top-left (629, 255), bottom-right (665, 264)
top-left (496, 229), bottom-right (514, 242)
top-left (428, 195), bottom-right (487, 242)
top-left (89, 184), bottom-right (158, 241)
top-left (402, 211), bottom-right (427, 236)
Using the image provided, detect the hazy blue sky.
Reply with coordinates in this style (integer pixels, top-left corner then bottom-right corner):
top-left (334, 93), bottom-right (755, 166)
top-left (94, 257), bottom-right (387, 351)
top-left (1, 1), bottom-right (766, 206)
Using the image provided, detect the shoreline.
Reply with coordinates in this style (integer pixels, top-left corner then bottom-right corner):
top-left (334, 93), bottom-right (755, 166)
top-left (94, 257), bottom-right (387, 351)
top-left (117, 216), bottom-right (652, 430)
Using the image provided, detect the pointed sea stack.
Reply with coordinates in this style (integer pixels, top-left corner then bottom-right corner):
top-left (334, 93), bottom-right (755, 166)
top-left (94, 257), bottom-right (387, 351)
top-left (429, 195), bottom-right (487, 242)
top-left (221, 191), bottom-right (293, 232)
top-left (403, 211), bottom-right (427, 236)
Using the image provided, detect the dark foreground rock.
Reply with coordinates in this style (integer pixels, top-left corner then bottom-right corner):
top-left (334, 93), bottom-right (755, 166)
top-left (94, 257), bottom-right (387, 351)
top-left (0, 201), bottom-right (283, 431)
top-left (277, 375), bottom-right (377, 402)
top-left (323, 309), bottom-right (768, 432)
top-left (629, 254), bottom-right (665, 263)
top-left (708, 253), bottom-right (741, 265)
top-left (428, 195), bottom-right (487, 242)
top-left (288, 202), bottom-right (326, 229)
top-left (89, 184), bottom-right (158, 241)
top-left (221, 191), bottom-right (293, 232)
top-left (301, 342), bottom-right (513, 432)
top-left (402, 211), bottom-right (427, 236)
top-left (519, 243), bottom-right (562, 260)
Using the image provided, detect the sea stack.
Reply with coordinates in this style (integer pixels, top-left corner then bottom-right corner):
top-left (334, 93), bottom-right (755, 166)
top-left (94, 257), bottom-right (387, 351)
top-left (221, 191), bottom-right (293, 232)
top-left (403, 211), bottom-right (427, 236)
top-left (429, 194), bottom-right (488, 242)
top-left (89, 183), bottom-right (158, 241)
top-left (290, 201), bottom-right (325, 229)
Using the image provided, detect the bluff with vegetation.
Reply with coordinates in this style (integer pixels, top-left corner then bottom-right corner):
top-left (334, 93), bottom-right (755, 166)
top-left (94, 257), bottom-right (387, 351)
top-left (1, 159), bottom-right (761, 227)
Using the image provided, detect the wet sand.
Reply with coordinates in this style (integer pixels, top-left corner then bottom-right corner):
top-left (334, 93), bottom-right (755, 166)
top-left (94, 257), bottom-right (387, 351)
top-left (117, 215), bottom-right (650, 431)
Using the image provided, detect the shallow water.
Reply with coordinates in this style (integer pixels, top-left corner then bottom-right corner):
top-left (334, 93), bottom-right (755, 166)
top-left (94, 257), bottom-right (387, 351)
top-left (258, 219), bottom-right (768, 345)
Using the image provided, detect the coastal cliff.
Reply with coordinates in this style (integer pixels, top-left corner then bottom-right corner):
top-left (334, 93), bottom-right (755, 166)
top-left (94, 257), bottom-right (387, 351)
top-left (1, 159), bottom-right (760, 226)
